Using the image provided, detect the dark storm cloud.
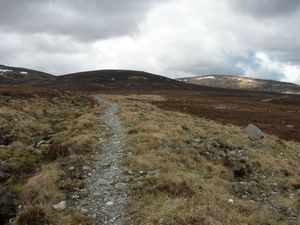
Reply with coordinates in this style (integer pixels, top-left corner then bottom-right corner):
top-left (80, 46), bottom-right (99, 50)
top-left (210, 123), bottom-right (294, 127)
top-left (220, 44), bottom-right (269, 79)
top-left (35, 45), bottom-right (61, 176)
top-left (0, 0), bottom-right (163, 41)
top-left (230, 0), bottom-right (300, 18)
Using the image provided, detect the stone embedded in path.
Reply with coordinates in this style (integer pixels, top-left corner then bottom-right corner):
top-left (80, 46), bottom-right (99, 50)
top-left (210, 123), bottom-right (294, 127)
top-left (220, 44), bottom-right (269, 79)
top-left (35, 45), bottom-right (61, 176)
top-left (106, 201), bottom-right (114, 206)
top-left (80, 208), bottom-right (88, 213)
top-left (245, 124), bottom-right (264, 139)
top-left (115, 183), bottom-right (127, 190)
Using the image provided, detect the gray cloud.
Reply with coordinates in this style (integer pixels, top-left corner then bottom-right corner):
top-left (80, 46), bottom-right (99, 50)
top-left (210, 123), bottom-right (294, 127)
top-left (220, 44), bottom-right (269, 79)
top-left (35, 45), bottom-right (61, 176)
top-left (230, 0), bottom-right (300, 18)
top-left (0, 0), bottom-right (299, 84)
top-left (0, 0), bottom-right (163, 41)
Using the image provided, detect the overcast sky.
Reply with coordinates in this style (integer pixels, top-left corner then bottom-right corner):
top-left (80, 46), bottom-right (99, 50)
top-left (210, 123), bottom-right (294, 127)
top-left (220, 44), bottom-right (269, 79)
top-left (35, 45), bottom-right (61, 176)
top-left (0, 0), bottom-right (299, 84)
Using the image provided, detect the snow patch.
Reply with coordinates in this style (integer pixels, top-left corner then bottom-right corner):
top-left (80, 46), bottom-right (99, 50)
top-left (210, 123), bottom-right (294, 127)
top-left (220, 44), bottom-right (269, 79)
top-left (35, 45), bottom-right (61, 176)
top-left (0, 69), bottom-right (13, 73)
top-left (20, 71), bottom-right (28, 75)
top-left (196, 76), bottom-right (216, 80)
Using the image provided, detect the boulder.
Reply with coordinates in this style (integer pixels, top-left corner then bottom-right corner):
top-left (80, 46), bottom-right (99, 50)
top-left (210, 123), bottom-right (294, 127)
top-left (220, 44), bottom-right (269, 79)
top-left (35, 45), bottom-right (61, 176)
top-left (245, 124), bottom-right (264, 139)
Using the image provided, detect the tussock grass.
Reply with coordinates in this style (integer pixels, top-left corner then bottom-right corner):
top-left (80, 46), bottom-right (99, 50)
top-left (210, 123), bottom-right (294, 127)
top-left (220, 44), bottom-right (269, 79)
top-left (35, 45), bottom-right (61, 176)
top-left (112, 95), bottom-right (300, 225)
top-left (0, 87), bottom-right (104, 224)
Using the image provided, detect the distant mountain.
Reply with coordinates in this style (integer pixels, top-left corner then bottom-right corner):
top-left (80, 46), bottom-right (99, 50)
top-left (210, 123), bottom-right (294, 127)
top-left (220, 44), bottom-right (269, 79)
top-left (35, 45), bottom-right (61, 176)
top-left (0, 65), bottom-right (54, 84)
top-left (35, 69), bottom-right (213, 92)
top-left (0, 65), bottom-right (218, 92)
top-left (4, 64), bottom-right (298, 94)
top-left (177, 75), bottom-right (300, 94)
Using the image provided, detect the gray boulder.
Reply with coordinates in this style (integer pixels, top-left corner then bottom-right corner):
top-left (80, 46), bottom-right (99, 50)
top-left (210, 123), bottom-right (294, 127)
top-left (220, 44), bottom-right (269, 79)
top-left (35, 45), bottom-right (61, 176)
top-left (245, 124), bottom-right (264, 139)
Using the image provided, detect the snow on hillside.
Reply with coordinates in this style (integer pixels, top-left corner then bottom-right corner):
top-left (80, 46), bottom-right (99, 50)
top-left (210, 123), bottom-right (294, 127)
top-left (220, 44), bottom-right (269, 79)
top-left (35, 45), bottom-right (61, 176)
top-left (196, 76), bottom-right (216, 80)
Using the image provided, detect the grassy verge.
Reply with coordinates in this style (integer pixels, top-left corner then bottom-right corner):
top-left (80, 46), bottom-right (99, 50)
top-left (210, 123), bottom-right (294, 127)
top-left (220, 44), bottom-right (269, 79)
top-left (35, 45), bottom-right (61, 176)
top-left (111, 95), bottom-right (300, 225)
top-left (0, 87), bottom-right (104, 224)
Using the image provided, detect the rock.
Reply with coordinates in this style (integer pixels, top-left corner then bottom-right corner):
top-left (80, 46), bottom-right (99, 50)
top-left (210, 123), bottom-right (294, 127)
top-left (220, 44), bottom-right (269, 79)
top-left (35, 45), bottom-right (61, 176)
top-left (115, 183), bottom-right (127, 190)
top-left (0, 171), bottom-right (10, 182)
top-left (158, 218), bottom-right (165, 224)
top-left (72, 195), bottom-right (80, 199)
top-left (125, 170), bottom-right (134, 175)
top-left (80, 208), bottom-right (88, 213)
top-left (106, 201), bottom-right (114, 206)
top-left (0, 129), bottom-right (13, 146)
top-left (96, 179), bottom-right (112, 185)
top-left (233, 164), bottom-right (250, 179)
top-left (53, 201), bottom-right (66, 211)
top-left (40, 143), bottom-right (50, 148)
top-left (34, 140), bottom-right (45, 148)
top-left (228, 199), bottom-right (234, 204)
top-left (245, 124), bottom-right (264, 139)
top-left (83, 166), bottom-right (91, 171)
top-left (139, 170), bottom-right (147, 176)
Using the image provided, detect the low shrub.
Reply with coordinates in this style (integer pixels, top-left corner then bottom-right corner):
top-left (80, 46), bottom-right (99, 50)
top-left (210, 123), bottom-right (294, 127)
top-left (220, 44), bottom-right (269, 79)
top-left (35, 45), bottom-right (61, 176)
top-left (42, 143), bottom-right (71, 161)
top-left (15, 205), bottom-right (51, 225)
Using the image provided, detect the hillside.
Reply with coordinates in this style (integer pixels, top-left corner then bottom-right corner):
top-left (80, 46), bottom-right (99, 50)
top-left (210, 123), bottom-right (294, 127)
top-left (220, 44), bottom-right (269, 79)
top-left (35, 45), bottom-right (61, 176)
top-left (178, 75), bottom-right (300, 94)
top-left (0, 73), bottom-right (299, 225)
top-left (0, 65), bottom-right (54, 84)
top-left (35, 69), bottom-right (210, 92)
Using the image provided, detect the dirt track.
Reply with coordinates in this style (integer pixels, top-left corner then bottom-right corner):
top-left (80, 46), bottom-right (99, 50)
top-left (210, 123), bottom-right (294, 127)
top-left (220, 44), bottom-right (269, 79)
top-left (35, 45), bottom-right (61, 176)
top-left (75, 98), bottom-right (128, 225)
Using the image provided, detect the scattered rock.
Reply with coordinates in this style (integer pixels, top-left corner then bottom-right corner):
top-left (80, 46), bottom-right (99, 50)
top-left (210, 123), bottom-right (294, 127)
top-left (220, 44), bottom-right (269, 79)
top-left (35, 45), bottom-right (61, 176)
top-left (245, 124), bottom-right (264, 139)
top-left (53, 201), bottom-right (66, 211)
top-left (74, 99), bottom-right (129, 224)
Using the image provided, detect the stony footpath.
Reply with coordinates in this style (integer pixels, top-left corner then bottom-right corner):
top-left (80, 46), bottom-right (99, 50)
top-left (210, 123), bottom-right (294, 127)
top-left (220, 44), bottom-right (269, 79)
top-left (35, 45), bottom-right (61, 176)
top-left (73, 98), bottom-right (129, 225)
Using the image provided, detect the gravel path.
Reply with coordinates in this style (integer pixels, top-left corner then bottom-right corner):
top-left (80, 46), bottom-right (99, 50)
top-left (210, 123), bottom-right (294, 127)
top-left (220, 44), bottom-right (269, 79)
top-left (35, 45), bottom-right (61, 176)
top-left (75, 98), bottom-right (128, 225)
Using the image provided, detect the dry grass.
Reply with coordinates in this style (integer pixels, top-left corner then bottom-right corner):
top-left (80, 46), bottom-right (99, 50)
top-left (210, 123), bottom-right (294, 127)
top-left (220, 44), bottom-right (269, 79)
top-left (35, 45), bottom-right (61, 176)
top-left (110, 94), bottom-right (300, 225)
top-left (0, 87), bottom-right (104, 224)
top-left (21, 165), bottom-right (63, 205)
